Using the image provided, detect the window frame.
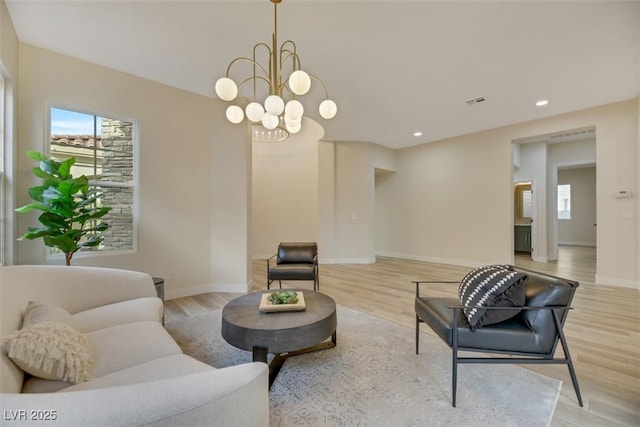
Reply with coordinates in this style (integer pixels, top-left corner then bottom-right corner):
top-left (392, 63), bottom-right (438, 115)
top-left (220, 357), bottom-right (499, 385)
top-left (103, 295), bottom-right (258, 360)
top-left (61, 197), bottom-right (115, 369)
top-left (44, 102), bottom-right (140, 261)
top-left (0, 74), bottom-right (5, 265)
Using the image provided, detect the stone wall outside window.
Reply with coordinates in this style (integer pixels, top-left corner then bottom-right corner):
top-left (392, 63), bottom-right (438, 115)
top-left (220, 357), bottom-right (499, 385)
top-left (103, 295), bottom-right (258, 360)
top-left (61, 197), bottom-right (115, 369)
top-left (99, 118), bottom-right (134, 251)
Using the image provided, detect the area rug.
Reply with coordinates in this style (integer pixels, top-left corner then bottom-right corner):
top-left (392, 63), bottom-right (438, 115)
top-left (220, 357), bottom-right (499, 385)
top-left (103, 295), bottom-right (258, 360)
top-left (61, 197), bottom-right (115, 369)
top-left (166, 306), bottom-right (560, 427)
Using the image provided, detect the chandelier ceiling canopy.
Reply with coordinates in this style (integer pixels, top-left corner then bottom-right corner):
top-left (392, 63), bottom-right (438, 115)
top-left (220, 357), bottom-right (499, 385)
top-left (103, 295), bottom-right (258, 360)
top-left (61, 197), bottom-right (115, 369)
top-left (214, 0), bottom-right (337, 141)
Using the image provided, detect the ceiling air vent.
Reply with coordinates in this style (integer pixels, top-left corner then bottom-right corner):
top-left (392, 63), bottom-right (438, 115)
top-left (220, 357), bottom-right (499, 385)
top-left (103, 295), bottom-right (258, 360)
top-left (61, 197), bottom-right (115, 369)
top-left (465, 96), bottom-right (486, 106)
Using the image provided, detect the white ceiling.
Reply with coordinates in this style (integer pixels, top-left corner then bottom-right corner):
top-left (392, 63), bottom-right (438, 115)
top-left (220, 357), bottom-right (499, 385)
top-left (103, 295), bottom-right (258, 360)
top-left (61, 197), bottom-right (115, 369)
top-left (6, 0), bottom-right (639, 149)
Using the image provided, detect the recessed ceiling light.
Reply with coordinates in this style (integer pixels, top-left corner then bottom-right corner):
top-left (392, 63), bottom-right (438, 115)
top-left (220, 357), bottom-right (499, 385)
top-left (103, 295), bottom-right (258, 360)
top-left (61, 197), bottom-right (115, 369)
top-left (536, 100), bottom-right (549, 107)
top-left (413, 131), bottom-right (422, 137)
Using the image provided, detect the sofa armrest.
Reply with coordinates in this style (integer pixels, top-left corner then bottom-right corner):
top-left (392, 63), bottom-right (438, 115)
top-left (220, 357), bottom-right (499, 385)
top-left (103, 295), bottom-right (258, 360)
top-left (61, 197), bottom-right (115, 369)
top-left (0, 363), bottom-right (269, 427)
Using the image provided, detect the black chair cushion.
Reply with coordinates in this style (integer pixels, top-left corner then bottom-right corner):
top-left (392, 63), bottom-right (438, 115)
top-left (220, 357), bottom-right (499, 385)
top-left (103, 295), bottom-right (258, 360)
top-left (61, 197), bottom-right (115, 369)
top-left (458, 265), bottom-right (527, 330)
top-left (269, 264), bottom-right (316, 281)
top-left (520, 271), bottom-right (576, 347)
top-left (278, 242), bottom-right (317, 265)
top-left (415, 297), bottom-right (548, 354)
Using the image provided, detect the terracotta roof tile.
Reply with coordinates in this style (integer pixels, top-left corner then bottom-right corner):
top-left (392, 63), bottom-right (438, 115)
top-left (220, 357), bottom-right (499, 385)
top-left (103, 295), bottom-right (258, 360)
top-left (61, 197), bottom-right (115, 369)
top-left (50, 135), bottom-right (104, 149)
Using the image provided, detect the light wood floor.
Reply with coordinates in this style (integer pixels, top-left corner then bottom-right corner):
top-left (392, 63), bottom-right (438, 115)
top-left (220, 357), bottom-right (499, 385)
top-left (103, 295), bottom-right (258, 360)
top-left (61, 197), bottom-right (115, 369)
top-left (165, 246), bottom-right (639, 426)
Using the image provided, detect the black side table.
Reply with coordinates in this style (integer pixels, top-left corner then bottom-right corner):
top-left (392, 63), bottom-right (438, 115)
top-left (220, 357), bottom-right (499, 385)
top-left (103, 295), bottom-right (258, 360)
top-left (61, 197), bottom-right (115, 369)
top-left (153, 277), bottom-right (165, 325)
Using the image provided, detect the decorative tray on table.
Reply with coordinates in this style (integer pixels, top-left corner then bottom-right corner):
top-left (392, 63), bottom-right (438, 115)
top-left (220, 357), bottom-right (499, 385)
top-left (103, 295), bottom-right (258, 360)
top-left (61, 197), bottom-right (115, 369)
top-left (259, 291), bottom-right (306, 312)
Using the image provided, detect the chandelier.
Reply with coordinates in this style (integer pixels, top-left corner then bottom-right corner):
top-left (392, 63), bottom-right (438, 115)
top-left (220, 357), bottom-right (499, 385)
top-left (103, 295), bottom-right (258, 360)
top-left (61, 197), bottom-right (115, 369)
top-left (214, 0), bottom-right (337, 141)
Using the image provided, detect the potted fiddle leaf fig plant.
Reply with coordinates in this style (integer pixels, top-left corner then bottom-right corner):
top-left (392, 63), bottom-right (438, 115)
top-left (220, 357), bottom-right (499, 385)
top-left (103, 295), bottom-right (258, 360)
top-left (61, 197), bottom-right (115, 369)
top-left (16, 150), bottom-right (112, 265)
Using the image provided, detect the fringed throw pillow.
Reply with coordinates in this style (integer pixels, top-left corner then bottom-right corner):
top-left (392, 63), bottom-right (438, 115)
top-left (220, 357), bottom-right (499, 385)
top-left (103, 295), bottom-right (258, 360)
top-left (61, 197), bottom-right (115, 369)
top-left (3, 301), bottom-right (93, 384)
top-left (458, 265), bottom-right (527, 330)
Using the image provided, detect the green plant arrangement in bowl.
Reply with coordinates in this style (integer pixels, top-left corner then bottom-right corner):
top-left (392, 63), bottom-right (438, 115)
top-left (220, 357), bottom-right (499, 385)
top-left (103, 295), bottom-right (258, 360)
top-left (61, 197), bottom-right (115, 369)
top-left (267, 291), bottom-right (299, 305)
top-left (15, 151), bottom-right (112, 266)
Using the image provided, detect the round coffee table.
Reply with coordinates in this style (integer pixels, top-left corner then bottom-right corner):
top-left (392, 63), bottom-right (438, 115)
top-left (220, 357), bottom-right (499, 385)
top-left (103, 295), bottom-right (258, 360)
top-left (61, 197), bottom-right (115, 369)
top-left (221, 290), bottom-right (337, 387)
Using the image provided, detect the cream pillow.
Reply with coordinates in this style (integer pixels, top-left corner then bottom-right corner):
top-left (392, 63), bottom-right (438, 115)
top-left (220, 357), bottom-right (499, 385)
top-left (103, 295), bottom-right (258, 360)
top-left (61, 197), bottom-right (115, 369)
top-left (3, 301), bottom-right (93, 384)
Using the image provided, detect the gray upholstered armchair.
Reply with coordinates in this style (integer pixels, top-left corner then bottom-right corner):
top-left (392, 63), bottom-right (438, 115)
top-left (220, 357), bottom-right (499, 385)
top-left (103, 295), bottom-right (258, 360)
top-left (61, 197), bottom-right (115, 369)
top-left (267, 242), bottom-right (319, 291)
top-left (414, 267), bottom-right (583, 408)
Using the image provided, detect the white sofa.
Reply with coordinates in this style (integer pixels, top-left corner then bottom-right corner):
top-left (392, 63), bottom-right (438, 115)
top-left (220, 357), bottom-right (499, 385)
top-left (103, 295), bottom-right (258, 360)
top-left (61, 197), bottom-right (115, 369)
top-left (0, 265), bottom-right (269, 426)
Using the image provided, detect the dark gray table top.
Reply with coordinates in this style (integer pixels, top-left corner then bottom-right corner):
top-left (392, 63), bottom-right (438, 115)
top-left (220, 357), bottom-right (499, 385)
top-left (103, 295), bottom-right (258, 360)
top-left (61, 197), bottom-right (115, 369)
top-left (221, 290), bottom-right (337, 354)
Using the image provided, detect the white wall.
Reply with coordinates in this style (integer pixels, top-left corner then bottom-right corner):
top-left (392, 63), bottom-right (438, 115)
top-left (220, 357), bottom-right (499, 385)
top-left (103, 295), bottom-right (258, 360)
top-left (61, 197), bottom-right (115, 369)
top-left (558, 166), bottom-right (597, 246)
top-left (376, 100), bottom-right (638, 288)
top-left (251, 118), bottom-right (322, 259)
top-left (378, 130), bottom-right (514, 267)
top-left (15, 43), bottom-right (239, 297)
top-left (333, 141), bottom-right (375, 263)
top-left (375, 170), bottom-right (398, 254)
top-left (210, 100), bottom-right (252, 294)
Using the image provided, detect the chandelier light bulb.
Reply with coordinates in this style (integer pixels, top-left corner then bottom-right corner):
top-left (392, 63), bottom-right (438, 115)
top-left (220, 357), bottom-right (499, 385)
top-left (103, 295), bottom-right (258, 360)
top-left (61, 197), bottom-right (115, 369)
top-left (264, 95), bottom-right (285, 116)
top-left (286, 122), bottom-right (302, 134)
top-left (261, 113), bottom-right (279, 130)
top-left (225, 105), bottom-right (244, 124)
top-left (319, 99), bottom-right (337, 119)
top-left (289, 70), bottom-right (311, 95)
top-left (284, 114), bottom-right (301, 127)
top-left (246, 102), bottom-right (265, 122)
top-left (285, 100), bottom-right (304, 119)
top-left (215, 77), bottom-right (238, 102)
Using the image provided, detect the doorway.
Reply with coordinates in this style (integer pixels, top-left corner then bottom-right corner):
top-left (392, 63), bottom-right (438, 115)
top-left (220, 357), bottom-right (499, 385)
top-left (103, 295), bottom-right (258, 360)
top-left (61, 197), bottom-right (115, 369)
top-left (511, 127), bottom-right (597, 277)
top-left (551, 163), bottom-right (597, 261)
top-left (514, 180), bottom-right (535, 260)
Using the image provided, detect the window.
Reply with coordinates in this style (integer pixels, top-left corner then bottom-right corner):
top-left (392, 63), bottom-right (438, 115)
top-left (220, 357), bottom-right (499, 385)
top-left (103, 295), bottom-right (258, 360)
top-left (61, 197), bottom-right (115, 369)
top-left (557, 184), bottom-right (571, 219)
top-left (49, 107), bottom-right (136, 253)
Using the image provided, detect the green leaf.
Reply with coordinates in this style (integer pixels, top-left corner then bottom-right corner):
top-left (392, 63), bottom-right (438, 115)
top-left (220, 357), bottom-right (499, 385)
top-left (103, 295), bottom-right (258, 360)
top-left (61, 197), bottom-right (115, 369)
top-left (44, 235), bottom-right (77, 253)
top-left (58, 176), bottom-right (88, 198)
top-left (26, 151), bottom-right (47, 161)
top-left (80, 236), bottom-right (103, 247)
top-left (28, 186), bottom-right (46, 202)
top-left (58, 158), bottom-right (76, 180)
top-left (39, 159), bottom-right (56, 175)
top-left (77, 195), bottom-right (101, 207)
top-left (15, 202), bottom-right (48, 213)
top-left (39, 212), bottom-right (68, 229)
top-left (19, 227), bottom-right (53, 240)
top-left (32, 167), bottom-right (52, 180)
top-left (50, 208), bottom-right (74, 219)
top-left (83, 222), bottom-right (109, 233)
top-left (84, 207), bottom-right (112, 220)
top-left (42, 187), bottom-right (62, 205)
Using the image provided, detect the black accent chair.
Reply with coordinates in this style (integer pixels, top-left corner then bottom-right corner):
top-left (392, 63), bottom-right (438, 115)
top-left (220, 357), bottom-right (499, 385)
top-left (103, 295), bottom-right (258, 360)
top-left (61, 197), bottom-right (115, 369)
top-left (267, 242), bottom-right (319, 291)
top-left (414, 267), bottom-right (583, 408)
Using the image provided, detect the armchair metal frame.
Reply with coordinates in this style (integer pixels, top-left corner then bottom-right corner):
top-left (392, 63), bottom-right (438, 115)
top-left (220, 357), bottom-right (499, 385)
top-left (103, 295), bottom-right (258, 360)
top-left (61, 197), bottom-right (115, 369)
top-left (414, 278), bottom-right (583, 408)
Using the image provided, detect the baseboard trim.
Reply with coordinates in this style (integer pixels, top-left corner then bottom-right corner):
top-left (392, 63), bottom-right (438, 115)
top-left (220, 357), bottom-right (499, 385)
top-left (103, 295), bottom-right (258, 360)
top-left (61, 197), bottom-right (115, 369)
top-left (327, 257), bottom-right (376, 264)
top-left (559, 241), bottom-right (596, 247)
top-left (595, 274), bottom-right (639, 290)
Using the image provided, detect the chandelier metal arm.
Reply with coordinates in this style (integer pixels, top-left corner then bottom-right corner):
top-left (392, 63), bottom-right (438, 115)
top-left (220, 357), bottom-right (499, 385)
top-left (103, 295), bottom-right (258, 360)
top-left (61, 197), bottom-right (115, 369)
top-left (308, 73), bottom-right (330, 99)
top-left (225, 57), bottom-right (271, 82)
top-left (253, 42), bottom-right (273, 99)
top-left (280, 41), bottom-right (300, 68)
top-left (279, 51), bottom-right (301, 86)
